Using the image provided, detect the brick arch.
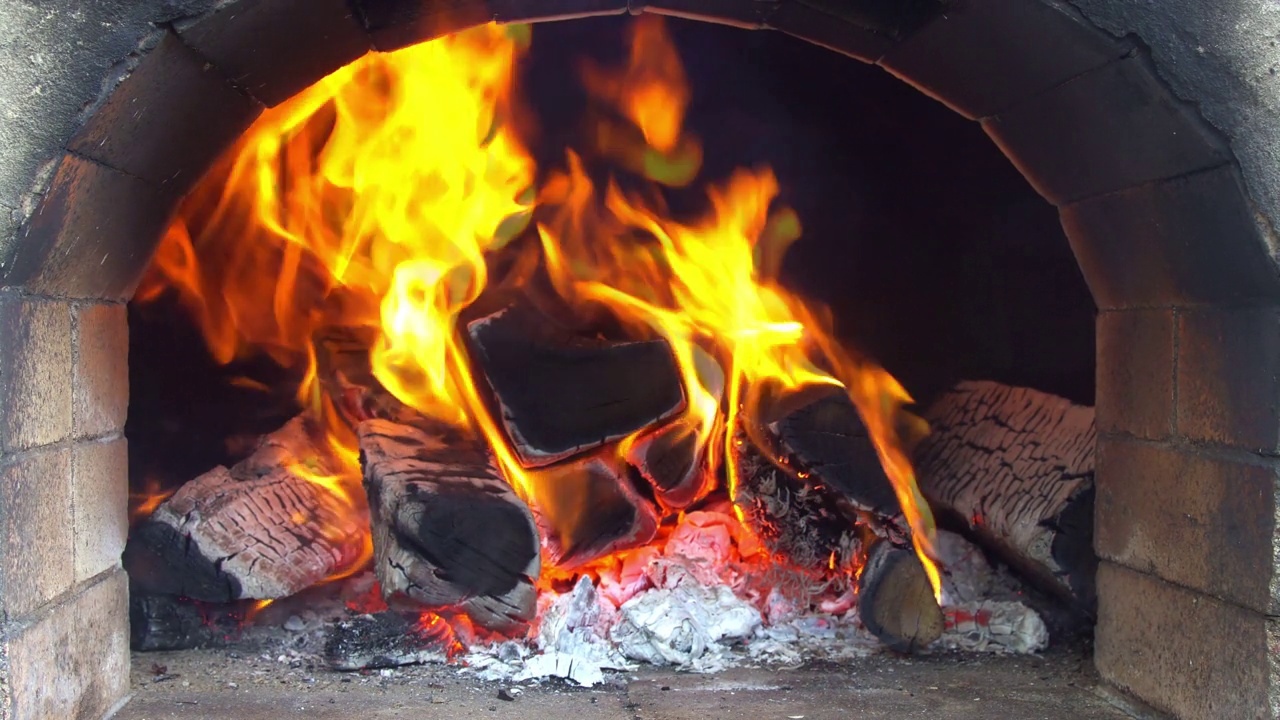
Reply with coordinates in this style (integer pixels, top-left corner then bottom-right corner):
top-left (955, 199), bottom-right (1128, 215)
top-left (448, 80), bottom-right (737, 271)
top-left (1, 2), bottom-right (1277, 718)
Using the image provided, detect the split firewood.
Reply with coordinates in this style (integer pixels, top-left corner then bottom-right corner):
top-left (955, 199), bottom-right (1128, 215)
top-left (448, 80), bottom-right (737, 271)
top-left (732, 385), bottom-right (910, 572)
top-left (358, 418), bottom-right (541, 634)
top-left (857, 539), bottom-right (944, 653)
top-left (914, 381), bottom-right (1096, 610)
top-left (313, 326), bottom-right (415, 427)
top-left (123, 417), bottom-right (367, 602)
top-left (324, 610), bottom-right (461, 671)
top-left (129, 591), bottom-right (241, 652)
top-left (465, 298), bottom-right (686, 468)
top-left (529, 450), bottom-right (661, 568)
top-left (624, 345), bottom-right (724, 509)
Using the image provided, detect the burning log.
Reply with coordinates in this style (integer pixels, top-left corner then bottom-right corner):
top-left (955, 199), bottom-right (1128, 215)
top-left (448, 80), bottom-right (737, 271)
top-left (465, 299), bottom-right (686, 468)
top-left (123, 417), bottom-right (366, 602)
top-left (732, 386), bottom-right (909, 571)
top-left (129, 592), bottom-right (242, 652)
top-left (313, 326), bottom-right (415, 426)
top-left (624, 420), bottom-right (710, 509)
top-left (531, 451), bottom-right (661, 568)
top-left (914, 381), bottom-right (1096, 610)
top-left (358, 418), bottom-right (541, 634)
top-left (324, 610), bottom-right (461, 671)
top-left (857, 539), bottom-right (944, 653)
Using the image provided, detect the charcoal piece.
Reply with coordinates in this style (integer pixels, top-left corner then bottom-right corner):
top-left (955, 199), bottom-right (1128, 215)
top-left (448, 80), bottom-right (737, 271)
top-left (531, 452), bottom-right (660, 568)
top-left (465, 300), bottom-right (686, 468)
top-left (324, 611), bottom-right (456, 671)
top-left (857, 539), bottom-right (944, 654)
top-left (771, 387), bottom-right (901, 519)
top-left (129, 592), bottom-right (241, 652)
top-left (914, 380), bottom-right (1097, 611)
top-left (359, 418), bottom-right (540, 634)
top-left (731, 429), bottom-right (867, 571)
top-left (625, 419), bottom-right (712, 509)
top-left (123, 416), bottom-right (367, 602)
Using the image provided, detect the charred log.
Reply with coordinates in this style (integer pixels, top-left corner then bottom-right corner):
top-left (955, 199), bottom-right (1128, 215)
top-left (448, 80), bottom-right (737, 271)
top-left (531, 451), bottom-right (660, 568)
top-left (313, 326), bottom-right (415, 427)
top-left (465, 300), bottom-right (686, 468)
top-left (324, 610), bottom-right (460, 671)
top-left (857, 539), bottom-right (944, 653)
top-left (359, 418), bottom-right (540, 634)
top-left (129, 592), bottom-right (241, 652)
top-left (914, 381), bottom-right (1096, 611)
top-left (731, 430), bottom-right (866, 572)
top-left (769, 386), bottom-right (901, 519)
top-left (624, 419), bottom-right (711, 509)
top-left (123, 417), bottom-right (366, 602)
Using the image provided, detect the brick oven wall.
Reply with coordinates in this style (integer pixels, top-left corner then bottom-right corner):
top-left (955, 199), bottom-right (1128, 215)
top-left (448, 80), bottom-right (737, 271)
top-left (0, 2), bottom-right (1277, 719)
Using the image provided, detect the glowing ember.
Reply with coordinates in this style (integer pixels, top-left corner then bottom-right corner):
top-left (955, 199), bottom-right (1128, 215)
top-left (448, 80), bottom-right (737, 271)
top-left (135, 18), bottom-right (941, 613)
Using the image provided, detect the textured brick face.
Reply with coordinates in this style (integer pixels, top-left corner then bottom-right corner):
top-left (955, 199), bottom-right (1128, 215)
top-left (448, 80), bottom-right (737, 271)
top-left (1095, 309), bottom-right (1174, 440)
top-left (1177, 308), bottom-right (1280, 452)
top-left (0, 298), bottom-right (73, 453)
top-left (73, 303), bottom-right (128, 440)
top-left (3, 570), bottom-right (129, 720)
top-left (1095, 562), bottom-right (1272, 720)
top-left (0, 448), bottom-right (74, 620)
top-left (71, 438), bottom-right (128, 584)
top-left (1095, 439), bottom-right (1279, 613)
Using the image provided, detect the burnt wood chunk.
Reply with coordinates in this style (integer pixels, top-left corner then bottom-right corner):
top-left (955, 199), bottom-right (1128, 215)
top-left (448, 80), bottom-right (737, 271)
top-left (625, 419), bottom-right (712, 509)
top-left (857, 539), bottom-right (944, 653)
top-left (731, 429), bottom-right (867, 571)
top-left (914, 380), bottom-right (1097, 611)
top-left (531, 452), bottom-right (660, 568)
top-left (771, 387), bottom-right (901, 519)
top-left (358, 418), bottom-right (540, 634)
top-left (324, 610), bottom-right (458, 671)
top-left (123, 417), bottom-right (367, 602)
top-left (129, 592), bottom-right (240, 652)
top-left (313, 326), bottom-right (415, 427)
top-left (465, 301), bottom-right (686, 468)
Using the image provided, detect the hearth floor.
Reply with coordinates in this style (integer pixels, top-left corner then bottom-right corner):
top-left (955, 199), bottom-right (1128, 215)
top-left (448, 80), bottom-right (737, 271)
top-left (115, 645), bottom-right (1134, 719)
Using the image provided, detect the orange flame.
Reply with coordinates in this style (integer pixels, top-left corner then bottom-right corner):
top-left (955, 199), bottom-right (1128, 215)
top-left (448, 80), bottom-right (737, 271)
top-left (137, 19), bottom-right (939, 602)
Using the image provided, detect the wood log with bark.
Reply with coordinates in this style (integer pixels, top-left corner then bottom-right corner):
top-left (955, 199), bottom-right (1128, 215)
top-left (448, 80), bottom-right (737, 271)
top-left (529, 450), bottom-right (661, 568)
top-left (123, 417), bottom-right (367, 602)
top-left (465, 299), bottom-right (687, 468)
top-left (358, 418), bottom-right (541, 634)
top-left (914, 380), bottom-right (1097, 611)
top-left (857, 539), bottom-right (944, 653)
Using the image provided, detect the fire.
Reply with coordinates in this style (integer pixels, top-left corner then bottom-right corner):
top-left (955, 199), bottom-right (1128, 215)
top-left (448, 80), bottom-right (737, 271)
top-left (136, 19), bottom-right (940, 604)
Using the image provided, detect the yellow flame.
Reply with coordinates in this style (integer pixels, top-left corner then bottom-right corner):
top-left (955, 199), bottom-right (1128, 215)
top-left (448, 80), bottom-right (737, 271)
top-left (136, 19), bottom-right (940, 599)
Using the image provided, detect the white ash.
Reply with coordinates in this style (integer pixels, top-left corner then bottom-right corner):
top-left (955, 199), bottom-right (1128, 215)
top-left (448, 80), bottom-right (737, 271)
top-left (933, 530), bottom-right (1049, 654)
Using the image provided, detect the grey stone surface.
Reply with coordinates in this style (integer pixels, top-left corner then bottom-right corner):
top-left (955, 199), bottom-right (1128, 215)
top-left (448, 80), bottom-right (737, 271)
top-left (0, 295), bottom-right (73, 452)
top-left (4, 569), bottom-right (130, 720)
top-left (1067, 0), bottom-right (1280, 242)
top-left (0, 446), bottom-right (74, 620)
top-left (71, 437), bottom-right (128, 584)
top-left (114, 648), bottom-right (1130, 720)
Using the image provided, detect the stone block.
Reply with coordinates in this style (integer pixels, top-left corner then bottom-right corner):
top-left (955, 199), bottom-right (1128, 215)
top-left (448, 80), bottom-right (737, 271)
top-left (71, 438), bottom-right (128, 585)
top-left (490, 0), bottom-right (626, 23)
top-left (358, 0), bottom-right (492, 52)
top-left (1095, 562), bottom-right (1273, 720)
top-left (73, 303), bottom-right (128, 440)
top-left (3, 155), bottom-right (177, 301)
top-left (0, 297), bottom-right (73, 453)
top-left (1095, 439), bottom-right (1278, 613)
top-left (0, 448), bottom-right (74, 620)
top-left (767, 1), bottom-right (892, 63)
top-left (1061, 166), bottom-right (1280, 308)
top-left (178, 0), bottom-right (372, 107)
top-left (1176, 307), bottom-right (1280, 453)
top-left (984, 54), bottom-right (1232, 205)
top-left (1096, 309), bottom-right (1173, 440)
top-left (640, 0), bottom-right (778, 29)
top-left (881, 0), bottom-right (1130, 119)
top-left (3, 570), bottom-right (129, 720)
top-left (67, 32), bottom-right (263, 197)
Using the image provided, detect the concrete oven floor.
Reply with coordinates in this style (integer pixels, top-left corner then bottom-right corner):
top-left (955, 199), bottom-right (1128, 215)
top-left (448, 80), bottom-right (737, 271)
top-left (114, 645), bottom-right (1136, 719)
